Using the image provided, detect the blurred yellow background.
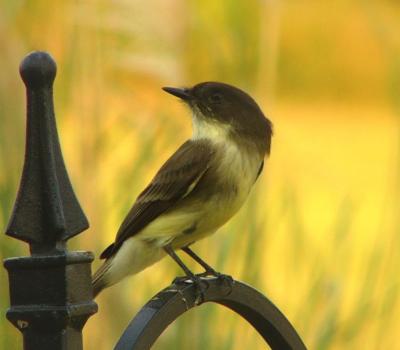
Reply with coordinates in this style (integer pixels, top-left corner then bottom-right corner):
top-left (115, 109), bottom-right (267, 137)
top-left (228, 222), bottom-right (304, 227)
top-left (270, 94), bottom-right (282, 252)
top-left (1, 0), bottom-right (399, 349)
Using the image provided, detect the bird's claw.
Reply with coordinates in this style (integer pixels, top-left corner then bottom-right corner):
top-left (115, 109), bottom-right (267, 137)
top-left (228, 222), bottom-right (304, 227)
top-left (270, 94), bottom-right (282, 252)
top-left (199, 269), bottom-right (233, 283)
top-left (197, 270), bottom-right (234, 295)
top-left (192, 275), bottom-right (209, 305)
top-left (172, 274), bottom-right (209, 305)
top-left (172, 275), bottom-right (193, 285)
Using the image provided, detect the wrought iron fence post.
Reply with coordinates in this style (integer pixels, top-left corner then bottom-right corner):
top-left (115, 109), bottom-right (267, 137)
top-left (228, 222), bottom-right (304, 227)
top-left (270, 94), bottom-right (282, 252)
top-left (3, 51), bottom-right (97, 349)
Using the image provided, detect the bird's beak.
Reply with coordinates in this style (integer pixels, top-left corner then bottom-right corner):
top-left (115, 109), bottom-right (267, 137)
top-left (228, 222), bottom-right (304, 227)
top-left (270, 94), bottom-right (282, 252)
top-left (162, 87), bottom-right (193, 101)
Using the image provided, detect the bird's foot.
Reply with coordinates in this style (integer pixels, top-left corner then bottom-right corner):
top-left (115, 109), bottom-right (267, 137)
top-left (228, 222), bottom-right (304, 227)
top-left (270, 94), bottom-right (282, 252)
top-left (198, 269), bottom-right (234, 294)
top-left (172, 274), bottom-right (209, 305)
top-left (199, 269), bottom-right (233, 283)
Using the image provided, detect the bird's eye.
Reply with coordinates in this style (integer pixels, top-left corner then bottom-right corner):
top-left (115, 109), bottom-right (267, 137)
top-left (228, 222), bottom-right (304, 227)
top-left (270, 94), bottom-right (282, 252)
top-left (209, 93), bottom-right (222, 104)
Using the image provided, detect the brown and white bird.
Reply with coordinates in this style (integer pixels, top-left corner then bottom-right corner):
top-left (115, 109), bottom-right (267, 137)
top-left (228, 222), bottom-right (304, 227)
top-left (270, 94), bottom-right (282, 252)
top-left (92, 82), bottom-right (273, 297)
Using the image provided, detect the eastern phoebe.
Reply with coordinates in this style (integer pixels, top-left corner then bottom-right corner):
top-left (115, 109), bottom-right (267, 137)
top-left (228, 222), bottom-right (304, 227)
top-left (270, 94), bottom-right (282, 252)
top-left (92, 82), bottom-right (273, 297)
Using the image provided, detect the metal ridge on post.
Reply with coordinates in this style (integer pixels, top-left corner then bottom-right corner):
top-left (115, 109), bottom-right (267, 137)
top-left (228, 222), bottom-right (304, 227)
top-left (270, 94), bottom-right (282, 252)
top-left (3, 51), bottom-right (97, 350)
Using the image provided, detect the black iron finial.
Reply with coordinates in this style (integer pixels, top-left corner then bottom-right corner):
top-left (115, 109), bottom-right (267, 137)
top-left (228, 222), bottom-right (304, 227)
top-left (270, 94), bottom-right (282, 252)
top-left (6, 51), bottom-right (89, 253)
top-left (3, 51), bottom-right (97, 349)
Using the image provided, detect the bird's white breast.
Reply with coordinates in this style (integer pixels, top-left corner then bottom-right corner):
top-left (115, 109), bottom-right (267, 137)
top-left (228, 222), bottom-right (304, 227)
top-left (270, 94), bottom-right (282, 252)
top-left (192, 115), bottom-right (261, 195)
top-left (210, 137), bottom-right (261, 215)
top-left (190, 116), bottom-right (263, 233)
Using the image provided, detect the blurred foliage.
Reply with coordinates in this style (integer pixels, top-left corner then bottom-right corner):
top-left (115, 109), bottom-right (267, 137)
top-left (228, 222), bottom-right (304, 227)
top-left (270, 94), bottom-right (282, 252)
top-left (1, 0), bottom-right (400, 349)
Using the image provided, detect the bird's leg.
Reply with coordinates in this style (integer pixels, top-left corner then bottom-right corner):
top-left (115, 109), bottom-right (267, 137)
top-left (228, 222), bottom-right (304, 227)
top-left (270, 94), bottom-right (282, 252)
top-left (181, 246), bottom-right (218, 275)
top-left (164, 245), bottom-right (196, 278)
top-left (164, 245), bottom-right (208, 304)
top-left (181, 247), bottom-right (233, 287)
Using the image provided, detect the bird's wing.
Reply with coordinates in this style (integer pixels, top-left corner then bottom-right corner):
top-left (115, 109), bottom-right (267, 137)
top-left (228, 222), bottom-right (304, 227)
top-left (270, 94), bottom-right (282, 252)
top-left (100, 140), bottom-right (215, 259)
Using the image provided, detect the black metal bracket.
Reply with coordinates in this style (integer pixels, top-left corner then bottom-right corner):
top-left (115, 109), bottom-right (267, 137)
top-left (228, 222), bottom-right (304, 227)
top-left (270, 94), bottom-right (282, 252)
top-left (3, 51), bottom-right (97, 350)
top-left (115, 276), bottom-right (307, 350)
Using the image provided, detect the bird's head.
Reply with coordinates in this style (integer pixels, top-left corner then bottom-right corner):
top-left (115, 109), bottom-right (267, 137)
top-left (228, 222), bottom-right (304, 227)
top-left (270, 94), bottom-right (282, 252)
top-left (163, 81), bottom-right (273, 154)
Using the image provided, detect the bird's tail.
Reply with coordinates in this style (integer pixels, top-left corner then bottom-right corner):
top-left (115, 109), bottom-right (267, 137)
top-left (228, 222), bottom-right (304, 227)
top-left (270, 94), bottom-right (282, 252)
top-left (92, 259), bottom-right (112, 298)
top-left (92, 238), bottom-right (167, 298)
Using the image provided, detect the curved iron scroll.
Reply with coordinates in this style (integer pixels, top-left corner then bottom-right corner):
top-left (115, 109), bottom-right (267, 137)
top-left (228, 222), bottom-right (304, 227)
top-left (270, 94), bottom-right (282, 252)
top-left (115, 276), bottom-right (307, 350)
